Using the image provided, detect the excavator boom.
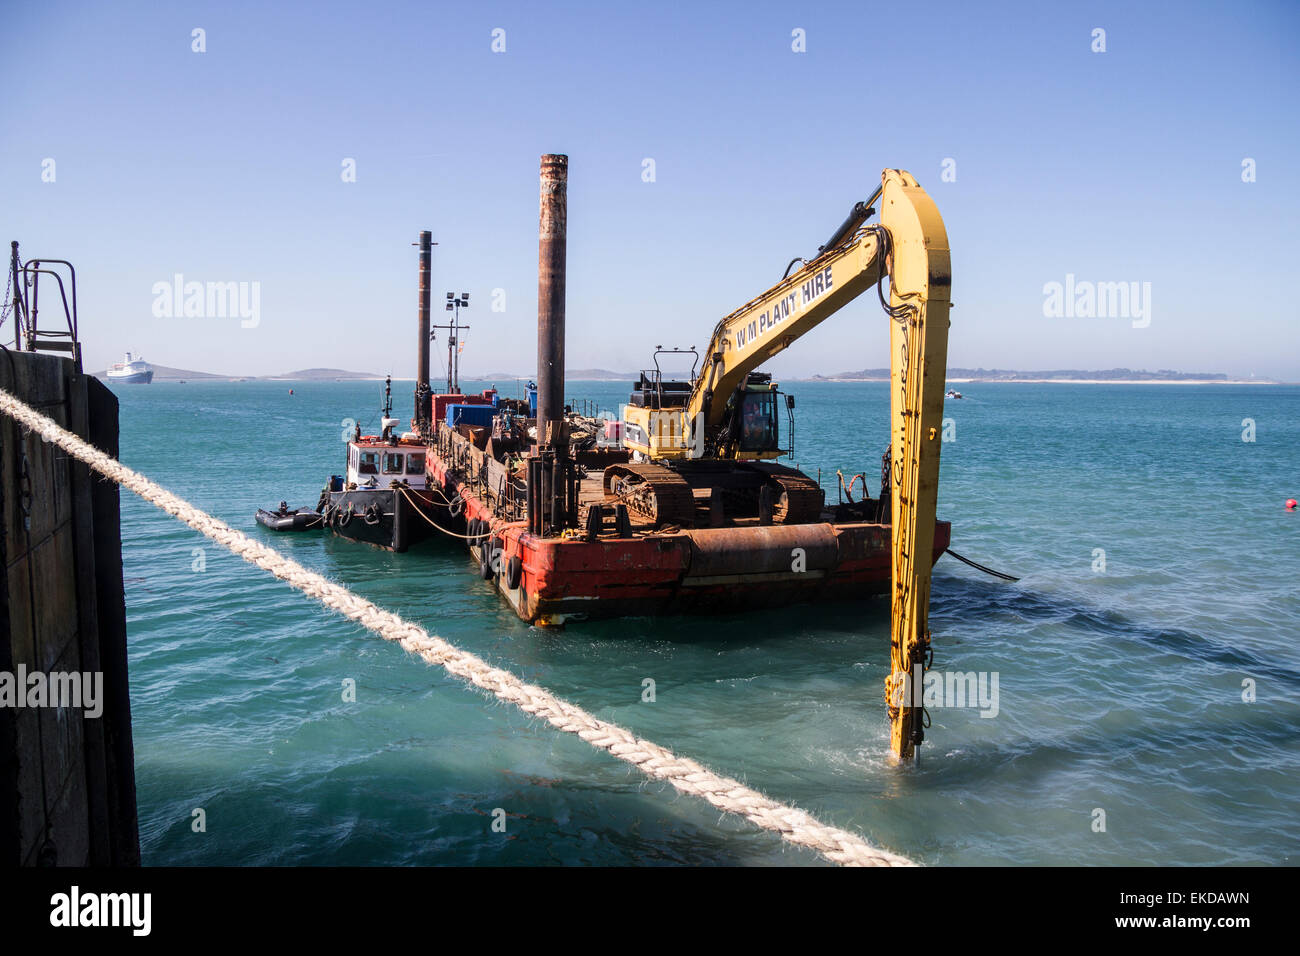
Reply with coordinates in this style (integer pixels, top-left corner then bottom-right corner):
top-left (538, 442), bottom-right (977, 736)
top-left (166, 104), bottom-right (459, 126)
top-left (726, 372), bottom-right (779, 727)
top-left (689, 199), bottom-right (886, 438)
top-left (880, 171), bottom-right (951, 761)
top-left (619, 169), bottom-right (951, 759)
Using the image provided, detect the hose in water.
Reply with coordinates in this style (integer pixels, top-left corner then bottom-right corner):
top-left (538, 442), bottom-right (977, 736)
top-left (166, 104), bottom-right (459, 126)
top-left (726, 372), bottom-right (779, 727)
top-left (943, 548), bottom-right (1020, 582)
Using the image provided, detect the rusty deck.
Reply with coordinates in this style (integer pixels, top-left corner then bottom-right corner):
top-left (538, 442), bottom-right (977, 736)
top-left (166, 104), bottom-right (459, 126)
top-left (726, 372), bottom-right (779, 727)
top-left (423, 425), bottom-right (949, 626)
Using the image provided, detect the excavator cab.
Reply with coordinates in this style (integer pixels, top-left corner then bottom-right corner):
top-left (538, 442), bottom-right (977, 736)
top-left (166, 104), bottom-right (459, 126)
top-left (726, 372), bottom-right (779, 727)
top-left (736, 377), bottom-right (780, 455)
top-left (710, 372), bottom-right (787, 460)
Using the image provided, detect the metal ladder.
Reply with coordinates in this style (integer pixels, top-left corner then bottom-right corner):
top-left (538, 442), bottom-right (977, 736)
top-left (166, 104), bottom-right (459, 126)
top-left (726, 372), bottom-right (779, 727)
top-left (6, 240), bottom-right (81, 371)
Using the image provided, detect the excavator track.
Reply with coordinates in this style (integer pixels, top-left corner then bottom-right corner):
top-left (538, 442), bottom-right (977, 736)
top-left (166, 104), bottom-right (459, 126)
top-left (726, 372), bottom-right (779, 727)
top-left (746, 462), bottom-right (826, 525)
top-left (603, 463), bottom-right (696, 528)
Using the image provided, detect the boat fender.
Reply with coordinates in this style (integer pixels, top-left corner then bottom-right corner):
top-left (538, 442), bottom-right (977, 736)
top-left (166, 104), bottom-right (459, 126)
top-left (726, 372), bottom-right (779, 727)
top-left (479, 536), bottom-right (497, 580)
top-left (363, 504), bottom-right (382, 525)
top-left (506, 554), bottom-right (522, 590)
top-left (337, 504), bottom-right (353, 528)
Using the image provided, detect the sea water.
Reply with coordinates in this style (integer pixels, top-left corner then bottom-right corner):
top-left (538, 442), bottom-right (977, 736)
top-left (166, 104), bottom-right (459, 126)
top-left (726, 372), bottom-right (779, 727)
top-left (112, 379), bottom-right (1300, 865)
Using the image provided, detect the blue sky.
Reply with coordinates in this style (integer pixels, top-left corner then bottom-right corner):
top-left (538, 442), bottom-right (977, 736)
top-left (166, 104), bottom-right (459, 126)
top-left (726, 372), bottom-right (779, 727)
top-left (3, 0), bottom-right (1297, 379)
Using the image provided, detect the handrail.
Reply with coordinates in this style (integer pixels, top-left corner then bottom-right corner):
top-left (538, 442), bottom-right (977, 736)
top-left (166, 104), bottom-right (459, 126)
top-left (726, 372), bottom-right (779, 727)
top-left (6, 243), bottom-right (81, 370)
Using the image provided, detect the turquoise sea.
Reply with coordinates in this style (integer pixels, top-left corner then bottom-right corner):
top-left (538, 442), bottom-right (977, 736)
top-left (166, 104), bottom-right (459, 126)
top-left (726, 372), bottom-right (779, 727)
top-left (111, 378), bottom-right (1300, 866)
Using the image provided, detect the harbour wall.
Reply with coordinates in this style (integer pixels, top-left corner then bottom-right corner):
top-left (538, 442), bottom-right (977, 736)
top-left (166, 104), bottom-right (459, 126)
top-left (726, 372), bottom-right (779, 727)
top-left (0, 350), bottom-right (139, 865)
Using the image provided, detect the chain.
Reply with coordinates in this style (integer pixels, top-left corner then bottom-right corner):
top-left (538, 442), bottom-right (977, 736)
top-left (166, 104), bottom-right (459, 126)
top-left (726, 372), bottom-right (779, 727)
top-left (0, 255), bottom-right (14, 330)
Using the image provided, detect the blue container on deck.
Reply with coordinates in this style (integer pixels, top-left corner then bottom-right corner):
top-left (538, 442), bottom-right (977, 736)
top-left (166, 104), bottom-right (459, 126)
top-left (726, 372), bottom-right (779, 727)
top-left (446, 404), bottom-right (496, 429)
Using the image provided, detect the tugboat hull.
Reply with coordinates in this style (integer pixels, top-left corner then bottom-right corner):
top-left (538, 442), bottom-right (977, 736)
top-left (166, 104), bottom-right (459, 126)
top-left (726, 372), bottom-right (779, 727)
top-left (324, 487), bottom-right (437, 552)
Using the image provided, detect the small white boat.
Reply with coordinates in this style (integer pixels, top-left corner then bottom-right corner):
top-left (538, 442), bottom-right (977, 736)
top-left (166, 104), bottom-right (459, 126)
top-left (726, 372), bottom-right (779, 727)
top-left (106, 352), bottom-right (154, 384)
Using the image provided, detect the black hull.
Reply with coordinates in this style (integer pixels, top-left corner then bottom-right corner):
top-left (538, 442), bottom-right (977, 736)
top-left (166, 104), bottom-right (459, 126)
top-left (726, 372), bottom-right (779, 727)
top-left (324, 487), bottom-right (438, 552)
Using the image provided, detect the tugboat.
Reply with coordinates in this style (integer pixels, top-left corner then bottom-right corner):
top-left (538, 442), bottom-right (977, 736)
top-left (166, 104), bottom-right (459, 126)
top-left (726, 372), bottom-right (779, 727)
top-left (106, 352), bottom-right (154, 384)
top-left (318, 376), bottom-right (439, 552)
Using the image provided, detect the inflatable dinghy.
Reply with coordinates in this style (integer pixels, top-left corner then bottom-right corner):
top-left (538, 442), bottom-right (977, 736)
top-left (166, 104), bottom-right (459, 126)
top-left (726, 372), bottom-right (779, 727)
top-left (256, 502), bottom-right (323, 532)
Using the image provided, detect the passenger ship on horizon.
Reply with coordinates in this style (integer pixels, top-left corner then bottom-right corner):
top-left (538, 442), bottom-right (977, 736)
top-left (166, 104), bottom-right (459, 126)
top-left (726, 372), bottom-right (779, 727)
top-left (105, 352), bottom-right (154, 384)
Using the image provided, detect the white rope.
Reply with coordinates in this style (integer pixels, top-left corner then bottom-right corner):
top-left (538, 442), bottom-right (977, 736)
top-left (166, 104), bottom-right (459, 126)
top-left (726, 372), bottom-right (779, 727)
top-left (0, 385), bottom-right (915, 867)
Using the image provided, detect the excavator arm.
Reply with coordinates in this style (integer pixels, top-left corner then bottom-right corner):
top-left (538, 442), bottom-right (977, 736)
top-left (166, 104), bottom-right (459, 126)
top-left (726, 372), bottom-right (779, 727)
top-left (689, 169), bottom-right (951, 759)
top-left (879, 171), bottom-right (951, 761)
top-left (616, 169), bottom-right (949, 759)
top-left (687, 198), bottom-right (886, 443)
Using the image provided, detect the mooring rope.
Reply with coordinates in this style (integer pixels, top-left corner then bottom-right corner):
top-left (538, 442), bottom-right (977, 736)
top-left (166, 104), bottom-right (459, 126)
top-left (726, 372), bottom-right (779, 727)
top-left (395, 484), bottom-right (487, 540)
top-left (0, 386), bottom-right (914, 867)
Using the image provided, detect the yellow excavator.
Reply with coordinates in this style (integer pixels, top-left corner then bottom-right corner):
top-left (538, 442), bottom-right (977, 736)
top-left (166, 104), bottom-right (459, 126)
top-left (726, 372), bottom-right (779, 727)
top-left (608, 168), bottom-right (951, 759)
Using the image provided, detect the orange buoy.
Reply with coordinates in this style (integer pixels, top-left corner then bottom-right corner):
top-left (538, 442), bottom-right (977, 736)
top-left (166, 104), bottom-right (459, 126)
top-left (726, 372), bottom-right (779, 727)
top-left (1288, 499), bottom-right (1297, 511)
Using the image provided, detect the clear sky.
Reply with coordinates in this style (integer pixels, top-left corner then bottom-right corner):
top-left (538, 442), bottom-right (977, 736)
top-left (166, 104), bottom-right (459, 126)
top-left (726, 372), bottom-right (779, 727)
top-left (3, 0), bottom-right (1297, 380)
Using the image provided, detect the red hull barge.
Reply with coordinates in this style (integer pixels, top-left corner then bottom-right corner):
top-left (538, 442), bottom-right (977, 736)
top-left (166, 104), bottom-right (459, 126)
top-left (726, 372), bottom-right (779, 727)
top-left (425, 431), bottom-right (950, 626)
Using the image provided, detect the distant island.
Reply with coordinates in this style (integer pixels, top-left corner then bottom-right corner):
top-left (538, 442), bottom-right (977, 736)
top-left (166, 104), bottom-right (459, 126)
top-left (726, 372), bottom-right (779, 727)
top-left (97, 364), bottom-right (633, 383)
top-left (93, 364), bottom-right (386, 382)
top-left (808, 367), bottom-right (1276, 384)
top-left (482, 369), bottom-right (633, 381)
top-left (489, 366), bottom-right (1276, 385)
top-left (563, 368), bottom-right (639, 381)
top-left (260, 368), bottom-right (386, 381)
top-left (95, 364), bottom-right (1280, 386)
top-left (483, 369), bottom-right (710, 382)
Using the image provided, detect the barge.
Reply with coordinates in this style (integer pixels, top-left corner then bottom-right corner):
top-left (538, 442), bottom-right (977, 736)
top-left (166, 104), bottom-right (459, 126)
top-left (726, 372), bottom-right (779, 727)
top-left (312, 160), bottom-right (953, 639)
top-left (271, 157), bottom-right (954, 757)
top-left (424, 413), bottom-right (950, 625)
